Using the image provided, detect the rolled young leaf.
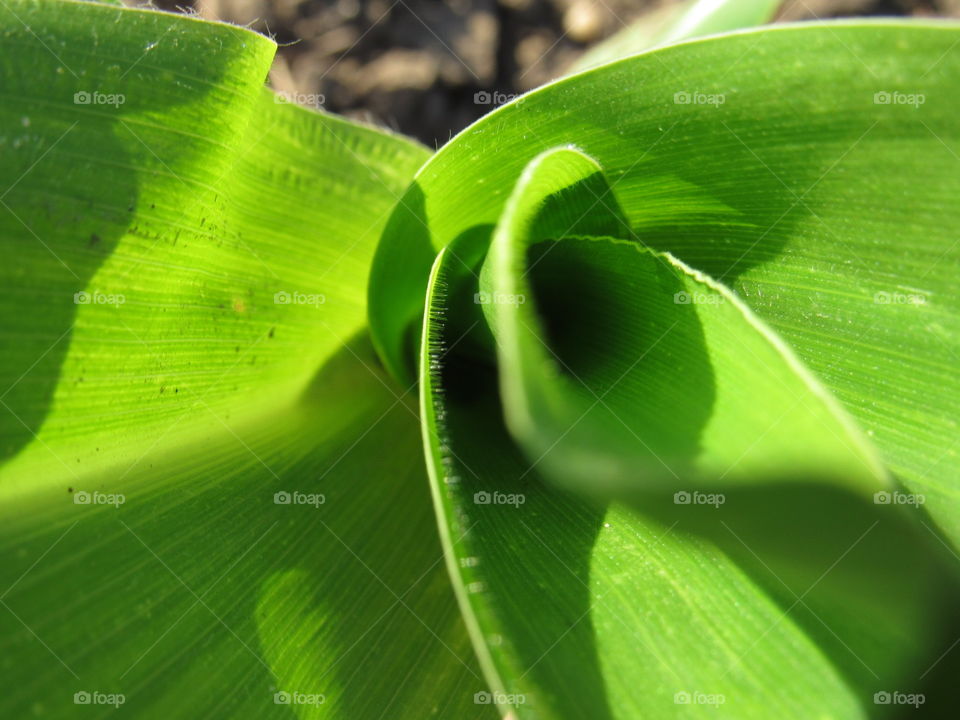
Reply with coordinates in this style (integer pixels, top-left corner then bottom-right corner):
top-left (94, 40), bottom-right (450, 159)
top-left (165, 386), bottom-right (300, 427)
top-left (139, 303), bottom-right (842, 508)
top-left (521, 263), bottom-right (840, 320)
top-left (481, 145), bottom-right (888, 496)
top-left (368, 20), bottom-right (960, 545)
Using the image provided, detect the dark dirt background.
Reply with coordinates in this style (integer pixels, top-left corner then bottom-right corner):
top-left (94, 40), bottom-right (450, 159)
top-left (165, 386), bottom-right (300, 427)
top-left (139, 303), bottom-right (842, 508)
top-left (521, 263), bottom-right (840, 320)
top-left (132, 0), bottom-right (959, 146)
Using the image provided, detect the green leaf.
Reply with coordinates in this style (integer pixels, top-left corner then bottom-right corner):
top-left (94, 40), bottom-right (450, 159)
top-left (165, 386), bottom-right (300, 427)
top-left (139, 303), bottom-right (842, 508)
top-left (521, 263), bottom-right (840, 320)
top-left (0, 0), bottom-right (428, 479)
top-left (368, 20), bottom-right (960, 544)
top-left (481, 145), bottom-right (888, 496)
top-left (6, 3), bottom-right (960, 719)
top-left (0, 3), bottom-right (491, 718)
top-left (1, 338), bottom-right (491, 719)
top-left (569, 0), bottom-right (782, 73)
top-left (419, 238), bottom-right (957, 720)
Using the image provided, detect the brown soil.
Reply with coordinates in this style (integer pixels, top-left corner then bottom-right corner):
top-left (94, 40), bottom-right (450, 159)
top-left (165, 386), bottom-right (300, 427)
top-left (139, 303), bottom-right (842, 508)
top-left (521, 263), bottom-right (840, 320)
top-left (135, 0), bottom-right (959, 146)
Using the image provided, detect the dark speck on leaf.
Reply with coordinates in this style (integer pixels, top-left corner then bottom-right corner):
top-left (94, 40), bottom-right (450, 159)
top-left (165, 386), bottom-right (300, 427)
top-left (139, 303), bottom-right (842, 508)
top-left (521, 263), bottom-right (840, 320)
top-left (268, 327), bottom-right (275, 338)
top-left (160, 386), bottom-right (165, 394)
top-left (89, 233), bottom-right (101, 247)
top-left (174, 388), bottom-right (179, 393)
top-left (68, 487), bottom-right (73, 493)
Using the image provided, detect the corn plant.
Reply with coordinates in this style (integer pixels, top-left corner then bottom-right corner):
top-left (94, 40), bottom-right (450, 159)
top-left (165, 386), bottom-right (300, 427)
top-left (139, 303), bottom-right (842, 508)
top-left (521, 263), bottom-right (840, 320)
top-left (1, 0), bottom-right (959, 718)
